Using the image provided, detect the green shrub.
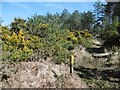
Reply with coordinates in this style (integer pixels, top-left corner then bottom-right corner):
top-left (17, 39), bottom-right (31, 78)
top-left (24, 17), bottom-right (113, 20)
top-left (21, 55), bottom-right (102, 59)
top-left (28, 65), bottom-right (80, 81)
top-left (2, 27), bottom-right (33, 61)
top-left (52, 44), bottom-right (69, 64)
top-left (103, 30), bottom-right (120, 48)
top-left (79, 36), bottom-right (93, 48)
top-left (28, 35), bottom-right (44, 50)
top-left (27, 16), bottom-right (49, 37)
top-left (10, 17), bottom-right (27, 34)
top-left (40, 28), bottom-right (71, 64)
top-left (1, 24), bottom-right (93, 63)
top-left (9, 46), bottom-right (33, 61)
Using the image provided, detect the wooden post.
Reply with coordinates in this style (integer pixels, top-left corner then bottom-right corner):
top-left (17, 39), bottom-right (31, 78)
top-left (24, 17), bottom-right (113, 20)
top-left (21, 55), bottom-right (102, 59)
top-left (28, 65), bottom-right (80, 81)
top-left (70, 55), bottom-right (74, 75)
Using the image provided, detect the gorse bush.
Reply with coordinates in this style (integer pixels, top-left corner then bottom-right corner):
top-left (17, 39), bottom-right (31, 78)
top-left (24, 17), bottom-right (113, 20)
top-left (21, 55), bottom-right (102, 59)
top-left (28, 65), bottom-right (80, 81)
top-left (2, 26), bottom-right (33, 61)
top-left (41, 28), bottom-right (72, 64)
top-left (27, 15), bottom-right (49, 37)
top-left (39, 28), bottom-right (93, 64)
top-left (28, 23), bottom-right (48, 37)
top-left (28, 35), bottom-right (44, 50)
top-left (1, 15), bottom-right (93, 63)
top-left (67, 31), bottom-right (78, 44)
top-left (78, 30), bottom-right (93, 48)
top-left (67, 29), bottom-right (93, 48)
top-left (2, 29), bottom-right (29, 50)
top-left (10, 17), bottom-right (27, 34)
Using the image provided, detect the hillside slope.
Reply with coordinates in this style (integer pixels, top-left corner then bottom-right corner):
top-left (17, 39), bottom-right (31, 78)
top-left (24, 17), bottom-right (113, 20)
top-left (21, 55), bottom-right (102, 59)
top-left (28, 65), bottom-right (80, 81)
top-left (0, 60), bottom-right (88, 88)
top-left (73, 39), bottom-right (120, 88)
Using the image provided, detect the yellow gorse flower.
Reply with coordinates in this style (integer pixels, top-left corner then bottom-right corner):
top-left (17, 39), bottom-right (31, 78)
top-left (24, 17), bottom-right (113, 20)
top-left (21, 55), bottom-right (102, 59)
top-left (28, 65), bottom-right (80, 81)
top-left (2, 27), bottom-right (33, 61)
top-left (18, 30), bottom-right (24, 39)
top-left (23, 46), bottom-right (28, 50)
top-left (69, 31), bottom-right (75, 38)
top-left (68, 31), bottom-right (78, 43)
top-left (12, 32), bottom-right (17, 39)
top-left (19, 29), bottom-right (23, 35)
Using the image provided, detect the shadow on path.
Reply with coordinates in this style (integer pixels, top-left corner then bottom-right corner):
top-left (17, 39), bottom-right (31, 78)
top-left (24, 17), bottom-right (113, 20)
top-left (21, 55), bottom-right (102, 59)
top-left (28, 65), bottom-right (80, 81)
top-left (86, 46), bottom-right (105, 54)
top-left (74, 66), bottom-right (120, 83)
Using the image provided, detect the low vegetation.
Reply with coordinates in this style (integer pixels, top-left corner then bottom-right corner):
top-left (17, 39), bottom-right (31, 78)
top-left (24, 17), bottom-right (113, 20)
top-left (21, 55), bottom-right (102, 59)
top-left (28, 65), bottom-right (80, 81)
top-left (1, 21), bottom-right (93, 64)
top-left (1, 1), bottom-right (120, 88)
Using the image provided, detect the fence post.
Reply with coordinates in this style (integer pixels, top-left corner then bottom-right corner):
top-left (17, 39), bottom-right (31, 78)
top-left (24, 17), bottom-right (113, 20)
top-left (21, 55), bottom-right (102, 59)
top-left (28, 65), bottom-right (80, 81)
top-left (70, 55), bottom-right (74, 75)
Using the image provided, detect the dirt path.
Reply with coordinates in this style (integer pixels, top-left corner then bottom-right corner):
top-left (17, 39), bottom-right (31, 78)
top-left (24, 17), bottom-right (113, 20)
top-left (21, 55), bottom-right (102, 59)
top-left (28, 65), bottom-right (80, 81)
top-left (73, 38), bottom-right (120, 88)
